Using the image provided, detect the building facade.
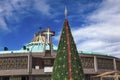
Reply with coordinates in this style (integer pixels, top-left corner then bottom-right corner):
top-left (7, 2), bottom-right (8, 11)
top-left (0, 28), bottom-right (120, 80)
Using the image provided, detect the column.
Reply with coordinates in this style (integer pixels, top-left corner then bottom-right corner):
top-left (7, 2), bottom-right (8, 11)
top-left (113, 58), bottom-right (117, 71)
top-left (94, 56), bottom-right (98, 72)
top-left (28, 52), bottom-right (32, 80)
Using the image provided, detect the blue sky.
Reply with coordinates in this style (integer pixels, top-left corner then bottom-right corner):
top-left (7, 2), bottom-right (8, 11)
top-left (0, 0), bottom-right (120, 57)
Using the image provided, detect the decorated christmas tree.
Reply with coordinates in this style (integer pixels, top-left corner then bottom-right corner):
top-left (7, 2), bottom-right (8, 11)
top-left (51, 12), bottom-right (85, 80)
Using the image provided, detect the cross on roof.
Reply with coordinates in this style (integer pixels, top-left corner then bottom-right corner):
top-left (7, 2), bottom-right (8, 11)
top-left (42, 27), bottom-right (55, 43)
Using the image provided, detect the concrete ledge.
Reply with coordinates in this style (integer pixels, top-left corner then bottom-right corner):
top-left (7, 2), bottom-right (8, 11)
top-left (0, 69), bottom-right (28, 76)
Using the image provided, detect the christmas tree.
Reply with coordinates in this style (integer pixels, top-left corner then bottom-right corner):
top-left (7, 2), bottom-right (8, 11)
top-left (51, 19), bottom-right (85, 80)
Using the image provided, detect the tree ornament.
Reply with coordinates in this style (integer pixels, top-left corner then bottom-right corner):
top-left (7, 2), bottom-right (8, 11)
top-left (75, 70), bottom-right (78, 74)
top-left (59, 57), bottom-right (62, 61)
top-left (63, 64), bottom-right (65, 68)
top-left (63, 47), bottom-right (66, 49)
top-left (58, 65), bottom-right (61, 68)
top-left (64, 77), bottom-right (67, 80)
top-left (74, 57), bottom-right (77, 60)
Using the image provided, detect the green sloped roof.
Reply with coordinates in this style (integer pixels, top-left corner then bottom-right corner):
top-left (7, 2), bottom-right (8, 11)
top-left (0, 43), bottom-right (57, 54)
top-left (24, 43), bottom-right (57, 52)
top-left (0, 46), bottom-right (111, 56)
top-left (78, 51), bottom-right (111, 56)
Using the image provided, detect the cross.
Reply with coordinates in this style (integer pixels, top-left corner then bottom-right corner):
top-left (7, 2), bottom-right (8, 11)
top-left (42, 27), bottom-right (55, 43)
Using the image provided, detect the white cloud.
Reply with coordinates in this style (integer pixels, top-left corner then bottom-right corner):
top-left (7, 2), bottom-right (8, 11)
top-left (0, 0), bottom-right (12, 32)
top-left (74, 0), bottom-right (120, 57)
top-left (0, 17), bottom-right (10, 31)
top-left (0, 0), bottom-right (52, 32)
top-left (54, 0), bottom-right (120, 58)
top-left (34, 0), bottom-right (51, 16)
top-left (0, 0), bottom-right (25, 32)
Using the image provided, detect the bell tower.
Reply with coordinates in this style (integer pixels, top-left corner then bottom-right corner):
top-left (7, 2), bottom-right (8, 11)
top-left (42, 27), bottom-right (55, 56)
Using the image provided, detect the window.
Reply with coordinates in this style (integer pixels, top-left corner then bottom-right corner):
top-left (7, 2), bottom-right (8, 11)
top-left (81, 57), bottom-right (94, 69)
top-left (44, 59), bottom-right (52, 66)
top-left (0, 57), bottom-right (28, 70)
top-left (97, 58), bottom-right (114, 70)
top-left (116, 60), bottom-right (120, 70)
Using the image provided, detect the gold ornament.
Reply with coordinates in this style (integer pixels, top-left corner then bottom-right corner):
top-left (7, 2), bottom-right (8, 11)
top-left (74, 57), bottom-right (77, 60)
top-left (75, 70), bottom-right (78, 74)
top-left (63, 64), bottom-right (65, 68)
top-left (59, 57), bottom-right (62, 61)
top-left (58, 66), bottom-right (61, 68)
top-left (64, 77), bottom-right (67, 80)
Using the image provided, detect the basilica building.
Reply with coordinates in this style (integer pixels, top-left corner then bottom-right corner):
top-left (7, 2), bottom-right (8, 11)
top-left (0, 19), bottom-right (120, 80)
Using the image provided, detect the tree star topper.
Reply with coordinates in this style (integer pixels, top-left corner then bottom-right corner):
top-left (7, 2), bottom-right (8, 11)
top-left (64, 6), bottom-right (68, 19)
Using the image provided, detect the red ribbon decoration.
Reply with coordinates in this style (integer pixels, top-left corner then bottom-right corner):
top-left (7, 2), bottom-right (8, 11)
top-left (65, 19), bottom-right (72, 80)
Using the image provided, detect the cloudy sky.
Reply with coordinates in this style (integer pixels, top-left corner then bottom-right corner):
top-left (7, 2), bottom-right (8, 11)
top-left (0, 0), bottom-right (120, 57)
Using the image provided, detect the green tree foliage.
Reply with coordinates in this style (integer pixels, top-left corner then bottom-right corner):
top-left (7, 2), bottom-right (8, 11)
top-left (51, 19), bottom-right (85, 80)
